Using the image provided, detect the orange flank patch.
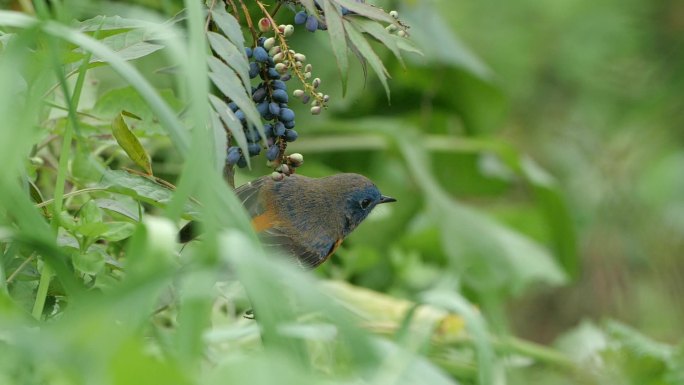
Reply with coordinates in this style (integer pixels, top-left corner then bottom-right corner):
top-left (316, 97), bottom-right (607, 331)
top-left (251, 212), bottom-right (275, 232)
top-left (327, 238), bottom-right (344, 258)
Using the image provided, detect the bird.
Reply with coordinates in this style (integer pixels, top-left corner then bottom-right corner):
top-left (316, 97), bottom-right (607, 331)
top-left (179, 173), bottom-right (396, 268)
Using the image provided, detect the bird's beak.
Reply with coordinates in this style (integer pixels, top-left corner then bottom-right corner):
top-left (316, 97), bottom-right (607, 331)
top-left (378, 195), bottom-right (397, 204)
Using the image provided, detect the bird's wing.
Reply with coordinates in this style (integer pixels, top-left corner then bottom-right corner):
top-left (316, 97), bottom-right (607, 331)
top-left (257, 225), bottom-right (341, 269)
top-left (235, 176), bottom-right (269, 217)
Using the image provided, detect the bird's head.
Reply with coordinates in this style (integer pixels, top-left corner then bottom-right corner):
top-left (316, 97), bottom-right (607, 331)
top-left (332, 174), bottom-right (396, 235)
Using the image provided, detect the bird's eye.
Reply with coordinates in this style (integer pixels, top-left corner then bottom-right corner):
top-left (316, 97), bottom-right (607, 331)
top-left (360, 198), bottom-right (372, 209)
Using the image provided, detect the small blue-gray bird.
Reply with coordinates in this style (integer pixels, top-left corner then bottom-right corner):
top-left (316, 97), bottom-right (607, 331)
top-left (180, 173), bottom-right (396, 268)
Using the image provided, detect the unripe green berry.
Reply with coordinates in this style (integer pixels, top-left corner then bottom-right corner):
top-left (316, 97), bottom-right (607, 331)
top-left (312, 78), bottom-right (321, 88)
top-left (269, 46), bottom-right (281, 56)
top-left (288, 153), bottom-right (304, 167)
top-left (397, 30), bottom-right (407, 37)
top-left (304, 64), bottom-right (313, 72)
top-left (284, 24), bottom-right (295, 37)
top-left (277, 164), bottom-right (290, 175)
top-left (271, 171), bottom-right (284, 181)
top-left (389, 10), bottom-right (399, 19)
top-left (310, 105), bottom-right (322, 115)
top-left (275, 63), bottom-right (288, 74)
top-left (386, 24), bottom-right (398, 33)
top-left (294, 53), bottom-right (306, 62)
top-left (264, 37), bottom-right (276, 50)
top-left (293, 89), bottom-right (305, 98)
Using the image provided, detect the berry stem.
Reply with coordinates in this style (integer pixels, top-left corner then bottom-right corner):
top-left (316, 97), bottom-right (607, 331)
top-left (253, 0), bottom-right (326, 108)
top-left (204, 0), bottom-right (217, 32)
top-left (237, 0), bottom-right (258, 45)
top-left (225, 0), bottom-right (240, 22)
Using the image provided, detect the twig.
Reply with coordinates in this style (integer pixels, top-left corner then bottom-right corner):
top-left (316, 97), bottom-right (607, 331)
top-left (226, 0), bottom-right (240, 22)
top-left (237, 0), bottom-right (258, 45)
top-left (6, 253), bottom-right (36, 284)
top-left (205, 0), bottom-right (218, 31)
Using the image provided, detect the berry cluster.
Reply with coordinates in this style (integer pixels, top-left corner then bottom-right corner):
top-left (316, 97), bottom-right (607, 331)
top-left (226, 22), bottom-right (327, 169)
top-left (293, 0), bottom-right (365, 33)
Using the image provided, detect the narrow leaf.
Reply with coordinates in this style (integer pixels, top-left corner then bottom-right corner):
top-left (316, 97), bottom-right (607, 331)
top-left (334, 0), bottom-right (396, 24)
top-left (348, 17), bottom-right (404, 67)
top-left (111, 112), bottom-right (153, 175)
top-left (344, 20), bottom-right (391, 100)
top-left (89, 28), bottom-right (164, 63)
top-left (322, 0), bottom-right (349, 95)
top-left (207, 31), bottom-right (251, 91)
top-left (208, 94), bottom-right (249, 158)
top-left (100, 170), bottom-right (199, 216)
top-left (298, 0), bottom-right (319, 19)
top-left (210, 4), bottom-right (245, 49)
top-left (207, 57), bottom-right (264, 140)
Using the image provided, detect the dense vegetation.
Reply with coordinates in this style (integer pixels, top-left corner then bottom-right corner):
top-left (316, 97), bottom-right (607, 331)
top-left (1, 0), bottom-right (682, 384)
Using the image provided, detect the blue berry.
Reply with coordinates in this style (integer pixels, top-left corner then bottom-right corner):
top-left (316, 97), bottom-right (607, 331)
top-left (273, 80), bottom-right (287, 90)
top-left (279, 108), bottom-right (295, 122)
top-left (237, 155), bottom-right (247, 168)
top-left (253, 47), bottom-right (269, 62)
top-left (273, 121), bottom-right (286, 136)
top-left (245, 47), bottom-right (253, 58)
top-left (341, 7), bottom-right (350, 15)
top-left (226, 146), bottom-right (241, 165)
top-left (248, 143), bottom-right (261, 156)
top-left (305, 15), bottom-right (319, 32)
top-left (247, 129), bottom-right (261, 143)
top-left (252, 87), bottom-right (267, 102)
top-left (294, 11), bottom-right (307, 25)
top-left (235, 109), bottom-right (245, 121)
top-left (267, 68), bottom-right (280, 79)
top-left (269, 102), bottom-right (281, 116)
top-left (272, 89), bottom-right (288, 103)
top-left (284, 120), bottom-right (295, 129)
top-left (280, 74), bottom-right (292, 82)
top-left (266, 144), bottom-right (280, 161)
top-left (263, 123), bottom-right (273, 137)
top-left (257, 101), bottom-right (269, 117)
top-left (228, 102), bottom-right (238, 112)
top-left (257, 37), bottom-right (266, 47)
top-left (249, 62), bottom-right (260, 78)
top-left (284, 129), bottom-right (298, 142)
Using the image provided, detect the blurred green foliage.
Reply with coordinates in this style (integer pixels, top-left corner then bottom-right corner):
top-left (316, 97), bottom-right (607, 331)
top-left (0, 0), bottom-right (682, 384)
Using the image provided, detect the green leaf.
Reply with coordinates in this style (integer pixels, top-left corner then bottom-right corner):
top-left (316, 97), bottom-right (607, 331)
top-left (100, 222), bottom-right (136, 242)
top-left (207, 56), bottom-right (264, 141)
top-left (93, 87), bottom-right (183, 135)
top-left (207, 31), bottom-right (250, 91)
top-left (81, 200), bottom-right (103, 224)
top-left (210, 4), bottom-right (245, 49)
top-left (111, 112), bottom-right (153, 175)
top-left (76, 222), bottom-right (110, 238)
top-left (334, 0), bottom-right (397, 25)
top-left (100, 170), bottom-right (199, 217)
top-left (344, 20), bottom-right (391, 100)
top-left (322, 0), bottom-right (349, 95)
top-left (72, 249), bottom-right (105, 275)
top-left (79, 15), bottom-right (146, 32)
top-left (89, 28), bottom-right (164, 63)
top-left (95, 198), bottom-right (140, 221)
top-left (297, 0), bottom-right (319, 19)
top-left (208, 95), bottom-right (249, 159)
top-left (348, 16), bottom-right (405, 67)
